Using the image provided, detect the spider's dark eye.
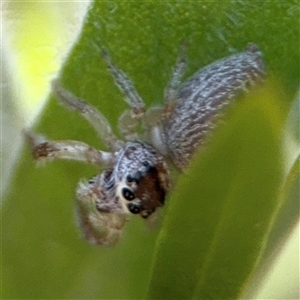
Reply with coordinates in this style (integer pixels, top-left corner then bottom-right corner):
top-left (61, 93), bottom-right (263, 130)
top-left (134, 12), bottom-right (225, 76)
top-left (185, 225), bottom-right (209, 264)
top-left (126, 174), bottom-right (134, 183)
top-left (142, 160), bottom-right (149, 167)
top-left (122, 187), bottom-right (135, 201)
top-left (127, 203), bottom-right (141, 214)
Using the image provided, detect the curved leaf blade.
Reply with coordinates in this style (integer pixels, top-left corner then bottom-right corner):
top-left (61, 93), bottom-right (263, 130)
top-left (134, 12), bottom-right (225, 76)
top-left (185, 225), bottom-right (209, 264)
top-left (147, 87), bottom-right (285, 299)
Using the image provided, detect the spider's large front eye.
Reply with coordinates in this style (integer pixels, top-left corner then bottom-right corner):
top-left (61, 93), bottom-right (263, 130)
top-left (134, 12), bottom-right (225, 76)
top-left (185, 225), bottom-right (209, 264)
top-left (127, 203), bottom-right (141, 214)
top-left (122, 187), bottom-right (135, 201)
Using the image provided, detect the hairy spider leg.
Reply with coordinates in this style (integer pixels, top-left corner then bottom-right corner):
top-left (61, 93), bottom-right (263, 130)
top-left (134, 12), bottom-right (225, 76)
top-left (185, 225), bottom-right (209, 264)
top-left (163, 41), bottom-right (188, 120)
top-left (51, 80), bottom-right (123, 151)
top-left (101, 49), bottom-right (146, 141)
top-left (143, 42), bottom-right (188, 155)
top-left (24, 130), bottom-right (115, 167)
top-left (143, 41), bottom-right (188, 133)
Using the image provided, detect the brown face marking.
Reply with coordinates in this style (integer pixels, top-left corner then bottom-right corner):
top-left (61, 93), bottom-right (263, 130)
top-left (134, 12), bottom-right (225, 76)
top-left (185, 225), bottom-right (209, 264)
top-left (134, 164), bottom-right (167, 214)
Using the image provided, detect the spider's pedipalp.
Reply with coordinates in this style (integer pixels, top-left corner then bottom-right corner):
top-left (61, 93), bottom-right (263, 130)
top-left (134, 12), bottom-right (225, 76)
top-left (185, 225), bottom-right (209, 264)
top-left (76, 177), bottom-right (127, 246)
top-left (51, 80), bottom-right (122, 151)
top-left (24, 130), bottom-right (115, 167)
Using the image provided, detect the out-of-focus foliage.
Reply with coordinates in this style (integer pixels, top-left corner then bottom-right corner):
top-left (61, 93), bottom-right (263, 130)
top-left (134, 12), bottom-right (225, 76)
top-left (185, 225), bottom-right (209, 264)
top-left (2, 1), bottom-right (89, 193)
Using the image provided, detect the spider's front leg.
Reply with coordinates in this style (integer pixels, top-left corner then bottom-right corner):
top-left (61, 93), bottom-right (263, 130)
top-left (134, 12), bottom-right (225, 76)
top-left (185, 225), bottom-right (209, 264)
top-left (51, 80), bottom-right (123, 151)
top-left (25, 131), bottom-right (115, 167)
top-left (101, 49), bottom-right (146, 141)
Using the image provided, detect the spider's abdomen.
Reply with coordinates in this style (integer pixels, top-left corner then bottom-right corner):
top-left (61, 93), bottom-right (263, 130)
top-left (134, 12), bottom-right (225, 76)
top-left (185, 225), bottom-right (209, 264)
top-left (164, 44), bottom-right (265, 170)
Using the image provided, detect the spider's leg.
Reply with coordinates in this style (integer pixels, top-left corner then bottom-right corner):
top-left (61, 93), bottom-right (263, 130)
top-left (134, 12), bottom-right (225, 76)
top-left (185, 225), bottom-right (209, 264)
top-left (51, 80), bottom-right (122, 151)
top-left (163, 41), bottom-right (187, 120)
top-left (144, 106), bottom-right (164, 128)
top-left (101, 49), bottom-right (145, 140)
top-left (117, 109), bottom-right (140, 141)
top-left (25, 131), bottom-right (114, 167)
top-left (101, 49), bottom-right (145, 113)
top-left (144, 106), bottom-right (169, 156)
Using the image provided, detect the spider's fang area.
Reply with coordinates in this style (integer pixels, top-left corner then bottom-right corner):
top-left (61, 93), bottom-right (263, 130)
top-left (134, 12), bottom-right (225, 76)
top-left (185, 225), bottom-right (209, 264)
top-left (141, 209), bottom-right (155, 219)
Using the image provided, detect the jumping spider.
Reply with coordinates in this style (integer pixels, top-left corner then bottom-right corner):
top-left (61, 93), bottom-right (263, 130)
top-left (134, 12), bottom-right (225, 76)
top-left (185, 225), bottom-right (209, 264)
top-left (26, 43), bottom-right (265, 246)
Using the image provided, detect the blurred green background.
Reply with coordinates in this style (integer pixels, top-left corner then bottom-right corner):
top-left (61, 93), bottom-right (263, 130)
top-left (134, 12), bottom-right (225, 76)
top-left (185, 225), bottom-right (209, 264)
top-left (2, 1), bottom-right (299, 299)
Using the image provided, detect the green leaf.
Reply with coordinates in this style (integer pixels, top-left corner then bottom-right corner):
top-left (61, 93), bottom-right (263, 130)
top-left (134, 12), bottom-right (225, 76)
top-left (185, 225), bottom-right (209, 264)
top-left (2, 1), bottom-right (298, 299)
top-left (247, 153), bottom-right (300, 298)
top-left (146, 87), bottom-right (285, 299)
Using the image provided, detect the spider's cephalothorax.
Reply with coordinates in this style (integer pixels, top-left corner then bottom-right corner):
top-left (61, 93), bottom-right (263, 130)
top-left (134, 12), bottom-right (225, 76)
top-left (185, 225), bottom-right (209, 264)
top-left (26, 43), bottom-right (265, 246)
top-left (89, 141), bottom-right (170, 218)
